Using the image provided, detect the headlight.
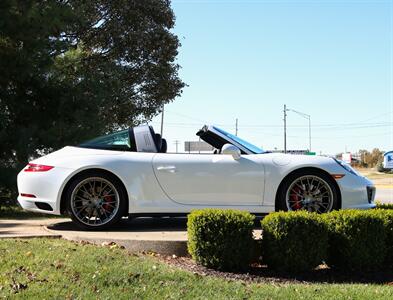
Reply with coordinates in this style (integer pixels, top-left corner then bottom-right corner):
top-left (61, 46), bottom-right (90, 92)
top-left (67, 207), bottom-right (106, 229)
top-left (332, 158), bottom-right (360, 176)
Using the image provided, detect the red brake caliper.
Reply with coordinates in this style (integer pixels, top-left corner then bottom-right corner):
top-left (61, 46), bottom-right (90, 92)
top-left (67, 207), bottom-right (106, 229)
top-left (103, 195), bottom-right (114, 213)
top-left (290, 186), bottom-right (302, 210)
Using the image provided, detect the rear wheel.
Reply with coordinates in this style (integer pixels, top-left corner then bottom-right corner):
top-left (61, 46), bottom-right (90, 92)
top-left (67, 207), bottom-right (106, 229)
top-left (66, 171), bottom-right (127, 230)
top-left (276, 169), bottom-right (339, 213)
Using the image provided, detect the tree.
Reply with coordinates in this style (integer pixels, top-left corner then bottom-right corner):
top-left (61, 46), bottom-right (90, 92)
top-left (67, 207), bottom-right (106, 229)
top-left (0, 0), bottom-right (184, 199)
top-left (358, 149), bottom-right (384, 168)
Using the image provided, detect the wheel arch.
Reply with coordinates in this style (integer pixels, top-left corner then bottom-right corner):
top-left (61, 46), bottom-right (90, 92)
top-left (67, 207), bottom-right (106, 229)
top-left (60, 168), bottom-right (129, 216)
top-left (274, 167), bottom-right (342, 211)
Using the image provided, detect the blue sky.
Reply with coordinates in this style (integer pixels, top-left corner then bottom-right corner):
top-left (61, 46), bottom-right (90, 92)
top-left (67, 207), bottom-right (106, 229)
top-left (151, 0), bottom-right (392, 155)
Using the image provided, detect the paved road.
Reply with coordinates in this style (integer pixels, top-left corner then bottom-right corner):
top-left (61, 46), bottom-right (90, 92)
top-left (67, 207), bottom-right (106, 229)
top-left (375, 187), bottom-right (393, 204)
top-left (0, 219), bottom-right (61, 238)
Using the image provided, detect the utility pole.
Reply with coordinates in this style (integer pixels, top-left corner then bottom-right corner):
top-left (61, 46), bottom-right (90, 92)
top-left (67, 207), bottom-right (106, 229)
top-left (308, 116), bottom-right (311, 152)
top-left (174, 140), bottom-right (180, 153)
top-left (283, 104), bottom-right (287, 153)
top-left (160, 105), bottom-right (165, 136)
top-left (286, 107), bottom-right (311, 152)
top-left (235, 118), bottom-right (238, 136)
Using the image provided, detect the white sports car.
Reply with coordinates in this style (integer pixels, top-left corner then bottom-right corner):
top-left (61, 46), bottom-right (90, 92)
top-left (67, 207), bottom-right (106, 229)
top-left (17, 125), bottom-right (376, 229)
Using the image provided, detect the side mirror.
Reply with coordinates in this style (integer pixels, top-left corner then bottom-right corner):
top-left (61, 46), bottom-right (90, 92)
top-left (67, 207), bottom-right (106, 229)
top-left (222, 144), bottom-right (241, 160)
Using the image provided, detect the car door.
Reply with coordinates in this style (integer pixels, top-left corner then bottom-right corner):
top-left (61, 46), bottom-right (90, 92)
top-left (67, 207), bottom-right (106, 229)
top-left (152, 153), bottom-right (265, 206)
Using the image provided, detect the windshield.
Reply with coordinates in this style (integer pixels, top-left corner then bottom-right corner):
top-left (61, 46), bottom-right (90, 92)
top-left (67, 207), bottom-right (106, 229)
top-left (213, 126), bottom-right (264, 154)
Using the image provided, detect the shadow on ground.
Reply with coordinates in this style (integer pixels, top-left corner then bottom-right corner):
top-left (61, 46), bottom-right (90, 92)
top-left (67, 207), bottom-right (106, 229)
top-left (46, 217), bottom-right (263, 232)
top-left (165, 256), bottom-right (393, 285)
top-left (47, 217), bottom-right (189, 232)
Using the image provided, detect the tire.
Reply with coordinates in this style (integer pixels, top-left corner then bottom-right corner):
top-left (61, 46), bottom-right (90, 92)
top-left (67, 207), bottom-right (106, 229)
top-left (65, 170), bottom-right (127, 230)
top-left (276, 169), bottom-right (339, 213)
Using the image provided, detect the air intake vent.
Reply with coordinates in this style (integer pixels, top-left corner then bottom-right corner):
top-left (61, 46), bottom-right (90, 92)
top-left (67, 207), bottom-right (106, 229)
top-left (366, 186), bottom-right (375, 204)
top-left (35, 202), bottom-right (53, 211)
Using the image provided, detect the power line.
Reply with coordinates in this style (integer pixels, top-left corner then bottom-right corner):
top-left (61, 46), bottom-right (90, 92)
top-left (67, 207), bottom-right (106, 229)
top-left (150, 121), bottom-right (393, 129)
top-left (155, 110), bottom-right (393, 129)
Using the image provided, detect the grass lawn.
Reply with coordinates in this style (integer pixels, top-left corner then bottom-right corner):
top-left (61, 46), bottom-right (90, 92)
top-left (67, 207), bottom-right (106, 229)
top-left (0, 239), bottom-right (393, 299)
top-left (356, 168), bottom-right (393, 181)
top-left (0, 205), bottom-right (60, 219)
top-left (362, 173), bottom-right (393, 180)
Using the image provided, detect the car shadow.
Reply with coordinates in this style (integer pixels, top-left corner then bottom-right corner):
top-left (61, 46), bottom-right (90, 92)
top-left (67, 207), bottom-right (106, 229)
top-left (47, 217), bottom-right (188, 232)
top-left (47, 217), bottom-right (263, 232)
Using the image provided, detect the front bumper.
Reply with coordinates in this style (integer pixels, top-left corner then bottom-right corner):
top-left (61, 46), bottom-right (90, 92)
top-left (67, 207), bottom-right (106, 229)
top-left (17, 166), bottom-right (76, 215)
top-left (338, 173), bottom-right (376, 209)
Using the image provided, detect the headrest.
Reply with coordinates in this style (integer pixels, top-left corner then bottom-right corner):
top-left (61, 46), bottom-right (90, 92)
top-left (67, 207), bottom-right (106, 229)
top-left (160, 139), bottom-right (167, 153)
top-left (154, 133), bottom-right (162, 152)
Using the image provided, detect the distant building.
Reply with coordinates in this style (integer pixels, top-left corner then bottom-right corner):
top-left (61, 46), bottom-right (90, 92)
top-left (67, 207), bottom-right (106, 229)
top-left (342, 153), bottom-right (352, 164)
top-left (184, 141), bottom-right (215, 153)
top-left (338, 152), bottom-right (360, 165)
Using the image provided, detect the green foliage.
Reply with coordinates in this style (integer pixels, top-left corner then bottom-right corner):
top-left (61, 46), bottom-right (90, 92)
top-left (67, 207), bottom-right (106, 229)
top-left (376, 201), bottom-right (393, 210)
top-left (261, 211), bottom-right (328, 273)
top-left (187, 209), bottom-right (255, 271)
top-left (368, 209), bottom-right (393, 267)
top-left (322, 210), bottom-right (386, 271)
top-left (0, 204), bottom-right (60, 219)
top-left (377, 162), bottom-right (390, 173)
top-left (357, 149), bottom-right (384, 168)
top-left (0, 0), bottom-right (185, 198)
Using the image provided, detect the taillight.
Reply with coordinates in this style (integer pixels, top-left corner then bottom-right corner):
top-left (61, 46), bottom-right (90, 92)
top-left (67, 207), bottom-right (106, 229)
top-left (24, 163), bottom-right (54, 172)
top-left (20, 193), bottom-right (37, 198)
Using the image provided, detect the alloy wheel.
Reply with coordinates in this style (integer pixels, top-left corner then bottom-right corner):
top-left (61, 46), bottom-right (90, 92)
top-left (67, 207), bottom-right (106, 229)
top-left (286, 175), bottom-right (334, 213)
top-left (70, 177), bottom-right (120, 226)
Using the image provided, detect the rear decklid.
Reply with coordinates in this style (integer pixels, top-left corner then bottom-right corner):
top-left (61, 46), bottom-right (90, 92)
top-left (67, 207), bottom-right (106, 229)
top-left (31, 146), bottom-right (123, 165)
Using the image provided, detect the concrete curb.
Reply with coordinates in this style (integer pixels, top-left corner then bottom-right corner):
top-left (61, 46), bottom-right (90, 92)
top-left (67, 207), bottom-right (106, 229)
top-left (0, 234), bottom-right (62, 239)
top-left (60, 235), bottom-right (188, 256)
top-left (43, 219), bottom-right (188, 256)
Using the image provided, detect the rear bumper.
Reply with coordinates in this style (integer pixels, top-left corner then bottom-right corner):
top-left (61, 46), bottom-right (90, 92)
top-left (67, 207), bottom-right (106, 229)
top-left (17, 166), bottom-right (76, 215)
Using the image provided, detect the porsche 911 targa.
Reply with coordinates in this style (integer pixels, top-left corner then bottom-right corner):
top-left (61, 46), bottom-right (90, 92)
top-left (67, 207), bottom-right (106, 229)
top-left (17, 125), bottom-right (376, 229)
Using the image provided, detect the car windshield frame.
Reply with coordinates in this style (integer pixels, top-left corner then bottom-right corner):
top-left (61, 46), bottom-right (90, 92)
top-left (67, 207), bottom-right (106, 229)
top-left (213, 126), bottom-right (265, 154)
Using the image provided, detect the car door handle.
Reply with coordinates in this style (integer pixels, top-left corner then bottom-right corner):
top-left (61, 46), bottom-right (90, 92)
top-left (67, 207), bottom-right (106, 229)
top-left (156, 166), bottom-right (177, 173)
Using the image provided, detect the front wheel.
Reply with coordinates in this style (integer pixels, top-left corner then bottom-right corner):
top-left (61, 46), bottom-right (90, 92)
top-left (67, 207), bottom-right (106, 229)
top-left (276, 169), bottom-right (339, 213)
top-left (65, 171), bottom-right (127, 230)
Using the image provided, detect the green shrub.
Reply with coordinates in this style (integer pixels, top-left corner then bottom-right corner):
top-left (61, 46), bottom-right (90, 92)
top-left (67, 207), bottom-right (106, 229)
top-left (187, 209), bottom-right (255, 271)
top-left (323, 210), bottom-right (386, 271)
top-left (376, 201), bottom-right (393, 210)
top-left (261, 211), bottom-right (328, 273)
top-left (369, 209), bottom-right (393, 267)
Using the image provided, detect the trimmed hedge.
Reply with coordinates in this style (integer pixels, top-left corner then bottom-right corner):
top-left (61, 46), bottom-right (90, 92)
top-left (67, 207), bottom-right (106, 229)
top-left (261, 211), bottom-right (328, 272)
top-left (375, 201), bottom-right (393, 210)
top-left (187, 209), bottom-right (393, 272)
top-left (369, 209), bottom-right (393, 266)
top-left (323, 210), bottom-right (386, 271)
top-left (187, 209), bottom-right (255, 271)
